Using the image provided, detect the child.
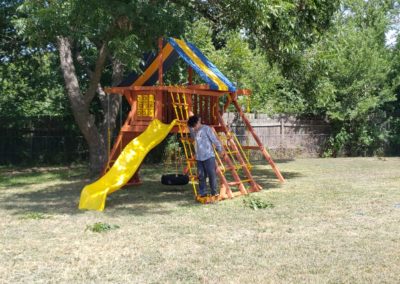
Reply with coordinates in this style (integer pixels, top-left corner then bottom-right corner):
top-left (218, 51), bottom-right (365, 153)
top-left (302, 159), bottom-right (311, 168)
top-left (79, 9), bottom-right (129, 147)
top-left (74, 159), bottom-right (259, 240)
top-left (187, 115), bottom-right (224, 197)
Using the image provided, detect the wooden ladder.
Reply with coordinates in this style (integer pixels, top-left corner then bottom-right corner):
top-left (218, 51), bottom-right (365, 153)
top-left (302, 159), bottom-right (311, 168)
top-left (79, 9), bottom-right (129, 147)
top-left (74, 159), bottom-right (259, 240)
top-left (170, 92), bottom-right (261, 203)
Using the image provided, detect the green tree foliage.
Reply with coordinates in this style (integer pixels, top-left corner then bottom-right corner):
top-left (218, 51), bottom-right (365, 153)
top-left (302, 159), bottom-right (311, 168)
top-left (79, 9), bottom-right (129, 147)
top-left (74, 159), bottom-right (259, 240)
top-left (296, 0), bottom-right (398, 156)
top-left (0, 1), bottom-right (67, 119)
top-left (176, 0), bottom-right (340, 63)
top-left (186, 19), bottom-right (290, 113)
top-left (186, 1), bottom-right (400, 156)
top-left (387, 35), bottom-right (400, 154)
top-left (4, 0), bottom-right (399, 166)
top-left (12, 0), bottom-right (189, 173)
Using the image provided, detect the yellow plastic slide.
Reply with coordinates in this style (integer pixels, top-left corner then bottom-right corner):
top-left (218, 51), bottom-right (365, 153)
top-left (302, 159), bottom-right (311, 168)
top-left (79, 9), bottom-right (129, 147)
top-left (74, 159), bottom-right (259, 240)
top-left (79, 119), bottom-right (177, 211)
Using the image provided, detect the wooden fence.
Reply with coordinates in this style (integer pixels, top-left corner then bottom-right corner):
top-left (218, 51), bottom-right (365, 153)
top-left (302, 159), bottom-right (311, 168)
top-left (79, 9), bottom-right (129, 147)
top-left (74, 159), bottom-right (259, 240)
top-left (223, 113), bottom-right (331, 158)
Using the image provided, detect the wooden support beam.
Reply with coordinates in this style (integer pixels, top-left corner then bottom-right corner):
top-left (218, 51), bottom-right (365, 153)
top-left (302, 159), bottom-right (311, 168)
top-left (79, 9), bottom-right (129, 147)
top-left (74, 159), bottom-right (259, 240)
top-left (211, 127), bottom-right (247, 195)
top-left (105, 86), bottom-right (229, 97)
top-left (223, 94), bottom-right (231, 113)
top-left (186, 84), bottom-right (209, 89)
top-left (235, 89), bottom-right (252, 96)
top-left (216, 166), bottom-right (233, 199)
top-left (194, 93), bottom-right (198, 115)
top-left (158, 37), bottom-right (163, 86)
top-left (186, 93), bottom-right (194, 116)
top-left (216, 112), bottom-right (259, 192)
top-left (242, 146), bottom-right (259, 150)
top-left (199, 95), bottom-right (204, 121)
top-left (231, 96), bottom-right (285, 182)
top-left (188, 66), bottom-right (193, 85)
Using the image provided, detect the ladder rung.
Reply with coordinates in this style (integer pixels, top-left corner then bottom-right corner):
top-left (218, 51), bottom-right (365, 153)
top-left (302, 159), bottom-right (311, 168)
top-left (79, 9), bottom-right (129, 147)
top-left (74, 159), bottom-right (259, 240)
top-left (172, 103), bottom-right (188, 106)
top-left (228, 181), bottom-right (243, 186)
top-left (225, 165), bottom-right (243, 171)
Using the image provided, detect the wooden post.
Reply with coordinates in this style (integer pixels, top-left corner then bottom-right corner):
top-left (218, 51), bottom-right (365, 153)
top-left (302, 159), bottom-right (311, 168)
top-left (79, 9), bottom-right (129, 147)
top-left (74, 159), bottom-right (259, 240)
top-left (158, 37), bottom-right (163, 86)
top-left (280, 116), bottom-right (285, 150)
top-left (155, 38), bottom-right (163, 119)
top-left (188, 66), bottom-right (193, 85)
top-left (194, 94), bottom-right (198, 115)
top-left (199, 96), bottom-right (204, 121)
top-left (216, 166), bottom-right (233, 199)
top-left (186, 94), bottom-right (194, 116)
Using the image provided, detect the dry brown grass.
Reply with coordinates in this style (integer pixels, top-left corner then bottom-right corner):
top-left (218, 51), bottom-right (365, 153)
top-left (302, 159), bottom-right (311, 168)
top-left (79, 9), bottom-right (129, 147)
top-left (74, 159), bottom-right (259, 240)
top-left (1, 158), bottom-right (399, 283)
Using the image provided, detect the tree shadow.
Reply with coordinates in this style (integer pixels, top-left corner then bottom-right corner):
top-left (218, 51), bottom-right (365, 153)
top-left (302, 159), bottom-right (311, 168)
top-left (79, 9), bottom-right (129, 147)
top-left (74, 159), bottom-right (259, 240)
top-left (0, 166), bottom-right (86, 188)
top-left (1, 180), bottom-right (86, 216)
top-left (253, 170), bottom-right (303, 189)
top-left (273, 158), bottom-right (296, 164)
top-left (0, 163), bottom-right (302, 216)
top-left (0, 178), bottom-right (194, 217)
top-left (104, 181), bottom-right (195, 216)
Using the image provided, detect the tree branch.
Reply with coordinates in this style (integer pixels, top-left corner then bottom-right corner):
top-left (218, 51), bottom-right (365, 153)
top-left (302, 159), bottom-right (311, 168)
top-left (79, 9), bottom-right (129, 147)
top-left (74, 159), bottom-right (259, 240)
top-left (76, 50), bottom-right (108, 105)
top-left (56, 36), bottom-right (86, 110)
top-left (83, 42), bottom-right (109, 105)
top-left (76, 50), bottom-right (92, 76)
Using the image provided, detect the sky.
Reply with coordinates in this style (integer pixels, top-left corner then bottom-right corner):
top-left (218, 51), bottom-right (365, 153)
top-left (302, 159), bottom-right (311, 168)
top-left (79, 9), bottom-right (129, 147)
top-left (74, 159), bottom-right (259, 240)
top-left (386, 28), bottom-right (399, 46)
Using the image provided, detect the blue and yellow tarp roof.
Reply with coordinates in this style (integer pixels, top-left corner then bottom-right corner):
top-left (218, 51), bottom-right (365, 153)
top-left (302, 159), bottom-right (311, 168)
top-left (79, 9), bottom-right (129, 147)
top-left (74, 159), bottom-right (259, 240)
top-left (118, 37), bottom-right (236, 92)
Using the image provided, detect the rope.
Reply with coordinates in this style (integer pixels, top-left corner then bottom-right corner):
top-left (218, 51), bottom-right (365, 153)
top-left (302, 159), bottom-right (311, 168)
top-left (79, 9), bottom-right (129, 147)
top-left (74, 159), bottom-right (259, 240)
top-left (107, 94), bottom-right (111, 162)
top-left (119, 95), bottom-right (123, 154)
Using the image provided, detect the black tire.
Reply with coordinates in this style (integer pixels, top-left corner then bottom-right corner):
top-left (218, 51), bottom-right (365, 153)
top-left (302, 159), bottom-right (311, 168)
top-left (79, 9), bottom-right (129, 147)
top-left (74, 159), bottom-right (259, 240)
top-left (161, 174), bottom-right (189, 185)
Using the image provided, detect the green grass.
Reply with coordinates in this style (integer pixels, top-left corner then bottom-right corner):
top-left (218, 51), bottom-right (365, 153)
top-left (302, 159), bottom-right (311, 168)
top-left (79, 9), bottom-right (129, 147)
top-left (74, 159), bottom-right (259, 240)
top-left (0, 165), bottom-right (86, 188)
top-left (18, 211), bottom-right (51, 220)
top-left (0, 158), bottom-right (399, 283)
top-left (85, 222), bottom-right (120, 233)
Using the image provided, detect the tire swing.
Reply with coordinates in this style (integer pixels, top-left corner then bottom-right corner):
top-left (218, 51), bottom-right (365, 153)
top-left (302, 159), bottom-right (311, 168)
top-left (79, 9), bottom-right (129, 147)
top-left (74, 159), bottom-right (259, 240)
top-left (161, 136), bottom-right (189, 186)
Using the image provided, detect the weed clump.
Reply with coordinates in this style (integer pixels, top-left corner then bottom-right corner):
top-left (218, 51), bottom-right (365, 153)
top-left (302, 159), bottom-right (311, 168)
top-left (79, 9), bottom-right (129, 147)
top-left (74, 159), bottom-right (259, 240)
top-left (86, 222), bottom-right (119, 233)
top-left (19, 212), bottom-right (50, 220)
top-left (243, 196), bottom-right (274, 210)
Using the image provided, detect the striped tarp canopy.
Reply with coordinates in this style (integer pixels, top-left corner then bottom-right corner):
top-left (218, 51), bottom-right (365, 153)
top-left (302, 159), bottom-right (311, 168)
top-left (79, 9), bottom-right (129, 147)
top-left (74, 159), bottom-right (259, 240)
top-left (118, 38), bottom-right (236, 92)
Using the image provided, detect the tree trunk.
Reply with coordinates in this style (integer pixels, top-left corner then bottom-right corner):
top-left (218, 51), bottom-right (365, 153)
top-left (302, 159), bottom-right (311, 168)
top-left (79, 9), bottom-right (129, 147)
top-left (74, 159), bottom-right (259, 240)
top-left (57, 36), bottom-right (115, 177)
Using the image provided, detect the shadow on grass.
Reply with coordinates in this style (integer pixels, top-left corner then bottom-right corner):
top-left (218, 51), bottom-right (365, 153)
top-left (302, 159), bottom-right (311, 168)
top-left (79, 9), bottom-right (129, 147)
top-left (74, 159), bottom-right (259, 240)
top-left (0, 166), bottom-right (86, 188)
top-left (1, 180), bottom-right (87, 216)
top-left (254, 171), bottom-right (303, 190)
top-left (105, 182), bottom-right (196, 215)
top-left (0, 162), bottom-right (302, 216)
top-left (267, 158), bottom-right (296, 164)
top-left (0, 178), bottom-right (194, 217)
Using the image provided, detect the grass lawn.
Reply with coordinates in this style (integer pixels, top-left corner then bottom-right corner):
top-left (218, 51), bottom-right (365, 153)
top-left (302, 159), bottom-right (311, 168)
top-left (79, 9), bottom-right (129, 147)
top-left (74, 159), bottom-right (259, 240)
top-left (0, 158), bottom-right (399, 283)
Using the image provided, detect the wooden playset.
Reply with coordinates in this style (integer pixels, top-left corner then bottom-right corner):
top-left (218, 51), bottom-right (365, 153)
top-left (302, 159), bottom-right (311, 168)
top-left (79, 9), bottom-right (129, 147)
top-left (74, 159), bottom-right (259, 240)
top-left (106, 38), bottom-right (283, 201)
top-left (79, 37), bottom-right (284, 210)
